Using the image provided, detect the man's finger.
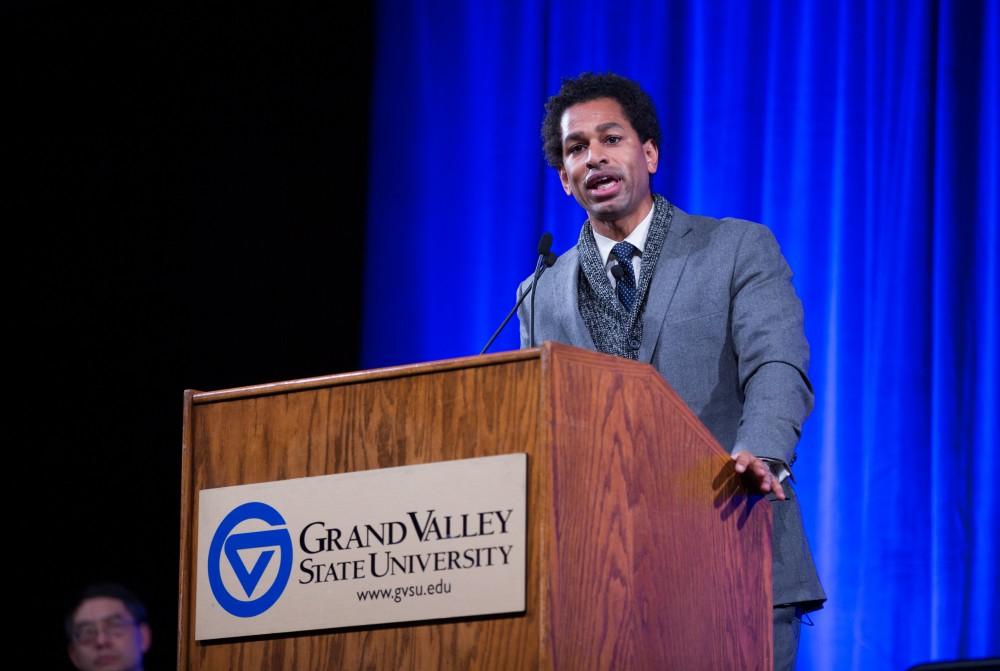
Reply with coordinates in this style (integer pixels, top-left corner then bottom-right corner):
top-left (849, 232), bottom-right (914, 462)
top-left (772, 476), bottom-right (786, 501)
top-left (732, 450), bottom-right (753, 473)
top-left (757, 472), bottom-right (771, 492)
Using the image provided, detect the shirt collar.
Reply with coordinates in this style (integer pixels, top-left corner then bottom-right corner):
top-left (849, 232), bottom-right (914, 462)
top-left (591, 202), bottom-right (655, 267)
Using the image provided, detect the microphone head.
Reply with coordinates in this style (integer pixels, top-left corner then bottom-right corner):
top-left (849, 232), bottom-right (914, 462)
top-left (544, 252), bottom-right (557, 267)
top-left (537, 232), bottom-right (553, 256)
top-left (610, 263), bottom-right (625, 281)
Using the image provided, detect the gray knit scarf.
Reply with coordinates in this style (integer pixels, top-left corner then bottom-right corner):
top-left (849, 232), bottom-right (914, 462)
top-left (576, 194), bottom-right (674, 359)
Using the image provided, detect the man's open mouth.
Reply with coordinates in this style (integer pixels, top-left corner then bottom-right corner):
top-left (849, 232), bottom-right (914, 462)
top-left (586, 174), bottom-right (620, 192)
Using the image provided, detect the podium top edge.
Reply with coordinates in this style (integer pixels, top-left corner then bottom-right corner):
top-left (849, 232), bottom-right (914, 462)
top-left (188, 347), bottom-right (544, 405)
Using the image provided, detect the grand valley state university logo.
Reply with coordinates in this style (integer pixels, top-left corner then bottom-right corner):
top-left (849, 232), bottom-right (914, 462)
top-left (208, 502), bottom-right (293, 617)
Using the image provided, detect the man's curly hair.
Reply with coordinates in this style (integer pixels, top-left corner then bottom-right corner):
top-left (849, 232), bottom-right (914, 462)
top-left (541, 72), bottom-right (662, 169)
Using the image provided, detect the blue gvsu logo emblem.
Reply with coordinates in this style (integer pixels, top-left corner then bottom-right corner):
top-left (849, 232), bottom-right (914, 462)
top-left (208, 502), bottom-right (293, 618)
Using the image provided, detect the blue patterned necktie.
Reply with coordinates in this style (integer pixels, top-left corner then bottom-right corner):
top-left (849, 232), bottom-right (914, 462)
top-left (611, 241), bottom-right (638, 311)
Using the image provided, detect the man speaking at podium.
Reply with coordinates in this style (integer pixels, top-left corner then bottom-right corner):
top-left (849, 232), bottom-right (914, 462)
top-left (518, 73), bottom-right (825, 671)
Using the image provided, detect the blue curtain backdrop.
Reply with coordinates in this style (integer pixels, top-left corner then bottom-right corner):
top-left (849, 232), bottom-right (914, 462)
top-left (363, 1), bottom-right (998, 668)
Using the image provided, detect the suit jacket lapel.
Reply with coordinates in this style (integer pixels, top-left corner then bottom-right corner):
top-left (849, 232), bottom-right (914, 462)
top-left (639, 207), bottom-right (695, 362)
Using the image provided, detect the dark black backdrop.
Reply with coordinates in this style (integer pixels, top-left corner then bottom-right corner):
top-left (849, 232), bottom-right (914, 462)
top-left (16, 3), bottom-right (374, 668)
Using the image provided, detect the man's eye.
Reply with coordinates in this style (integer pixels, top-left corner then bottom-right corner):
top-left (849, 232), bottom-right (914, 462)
top-left (605, 136), bottom-right (622, 144)
top-left (567, 144), bottom-right (585, 155)
top-left (73, 626), bottom-right (97, 642)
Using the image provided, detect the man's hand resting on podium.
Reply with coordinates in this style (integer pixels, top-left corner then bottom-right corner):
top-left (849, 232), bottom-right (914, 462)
top-left (732, 450), bottom-right (786, 501)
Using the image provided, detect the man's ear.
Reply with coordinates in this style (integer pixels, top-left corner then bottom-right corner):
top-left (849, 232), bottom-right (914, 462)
top-left (139, 623), bottom-right (152, 654)
top-left (644, 139), bottom-right (659, 175)
top-left (559, 167), bottom-right (572, 195)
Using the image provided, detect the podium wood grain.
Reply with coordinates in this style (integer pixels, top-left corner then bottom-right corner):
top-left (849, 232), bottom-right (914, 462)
top-left (178, 343), bottom-right (771, 670)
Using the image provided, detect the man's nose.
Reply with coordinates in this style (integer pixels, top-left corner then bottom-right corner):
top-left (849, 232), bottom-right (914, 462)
top-left (586, 145), bottom-right (608, 168)
top-left (94, 627), bottom-right (112, 647)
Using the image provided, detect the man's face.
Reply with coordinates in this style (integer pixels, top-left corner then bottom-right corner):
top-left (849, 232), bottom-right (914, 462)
top-left (558, 97), bottom-right (659, 229)
top-left (68, 597), bottom-right (150, 671)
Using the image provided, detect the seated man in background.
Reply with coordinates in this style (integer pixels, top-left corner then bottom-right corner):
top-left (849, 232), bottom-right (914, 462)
top-left (66, 583), bottom-right (151, 671)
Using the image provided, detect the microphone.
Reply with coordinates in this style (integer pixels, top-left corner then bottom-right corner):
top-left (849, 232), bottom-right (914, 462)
top-left (529, 233), bottom-right (554, 348)
top-left (536, 232), bottom-right (553, 259)
top-left (479, 233), bottom-right (556, 355)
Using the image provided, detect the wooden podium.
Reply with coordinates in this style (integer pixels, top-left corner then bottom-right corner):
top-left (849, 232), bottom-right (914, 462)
top-left (178, 342), bottom-right (772, 670)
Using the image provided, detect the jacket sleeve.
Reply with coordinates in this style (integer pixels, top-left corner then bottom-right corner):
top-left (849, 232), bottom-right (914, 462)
top-left (729, 222), bottom-right (814, 468)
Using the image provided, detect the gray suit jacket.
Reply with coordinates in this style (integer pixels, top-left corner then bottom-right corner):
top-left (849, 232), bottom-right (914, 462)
top-left (517, 202), bottom-right (826, 608)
